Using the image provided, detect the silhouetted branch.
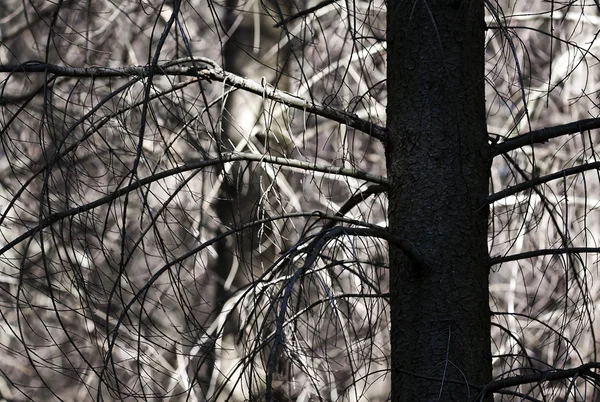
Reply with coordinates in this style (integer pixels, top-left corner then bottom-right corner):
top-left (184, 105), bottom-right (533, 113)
top-left (487, 161), bottom-right (600, 203)
top-left (267, 224), bottom-right (423, 399)
top-left (480, 362), bottom-right (600, 396)
top-left (492, 118), bottom-right (600, 155)
top-left (326, 227), bottom-right (425, 268)
top-left (491, 247), bottom-right (600, 265)
top-left (274, 0), bottom-right (337, 27)
top-left (322, 184), bottom-right (387, 231)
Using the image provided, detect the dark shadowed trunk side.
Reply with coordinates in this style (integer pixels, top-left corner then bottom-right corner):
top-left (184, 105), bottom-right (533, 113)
top-left (386, 1), bottom-right (492, 400)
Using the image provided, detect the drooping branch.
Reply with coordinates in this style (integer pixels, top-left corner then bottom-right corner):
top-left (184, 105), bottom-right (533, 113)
top-left (0, 58), bottom-right (388, 142)
top-left (266, 224), bottom-right (425, 399)
top-left (94, 210), bottom-right (332, 394)
top-left (492, 117), bottom-right (600, 155)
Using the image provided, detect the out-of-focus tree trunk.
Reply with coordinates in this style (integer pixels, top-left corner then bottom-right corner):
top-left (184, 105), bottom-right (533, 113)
top-left (216, 0), bottom-right (294, 289)
top-left (213, 1), bottom-right (295, 399)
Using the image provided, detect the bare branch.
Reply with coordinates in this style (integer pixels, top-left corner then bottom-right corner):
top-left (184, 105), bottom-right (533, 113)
top-left (322, 184), bottom-right (387, 231)
top-left (274, 0), bottom-right (337, 27)
top-left (0, 59), bottom-right (388, 142)
top-left (487, 161), bottom-right (600, 203)
top-left (491, 247), bottom-right (600, 265)
top-left (267, 224), bottom-right (424, 398)
top-left (492, 118), bottom-right (600, 156)
top-left (480, 362), bottom-right (600, 396)
top-left (0, 152), bottom-right (386, 258)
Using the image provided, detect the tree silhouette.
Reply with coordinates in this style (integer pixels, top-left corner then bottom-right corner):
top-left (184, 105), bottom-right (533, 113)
top-left (1, 0), bottom-right (600, 401)
top-left (387, 2), bottom-right (491, 400)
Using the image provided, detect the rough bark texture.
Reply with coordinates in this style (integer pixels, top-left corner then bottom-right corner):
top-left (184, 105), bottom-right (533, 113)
top-left (386, 1), bottom-right (492, 401)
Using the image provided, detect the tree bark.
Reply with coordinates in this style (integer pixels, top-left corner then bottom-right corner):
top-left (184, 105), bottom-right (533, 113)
top-left (386, 1), bottom-right (492, 401)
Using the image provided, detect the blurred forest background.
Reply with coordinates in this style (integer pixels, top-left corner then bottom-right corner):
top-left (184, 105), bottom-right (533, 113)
top-left (0, 0), bottom-right (600, 400)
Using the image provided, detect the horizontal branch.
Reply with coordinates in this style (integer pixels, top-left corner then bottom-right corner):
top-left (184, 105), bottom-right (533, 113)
top-left (230, 152), bottom-right (388, 184)
top-left (490, 247), bottom-right (600, 265)
top-left (0, 152), bottom-right (386, 257)
top-left (492, 117), bottom-right (600, 155)
top-left (481, 362), bottom-right (600, 396)
top-left (274, 0), bottom-right (337, 27)
top-left (221, 70), bottom-right (387, 142)
top-left (487, 161), bottom-right (600, 203)
top-left (0, 58), bottom-right (388, 142)
top-left (0, 58), bottom-right (222, 78)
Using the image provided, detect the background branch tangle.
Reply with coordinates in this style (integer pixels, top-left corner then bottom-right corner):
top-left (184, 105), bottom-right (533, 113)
top-left (1, 0), bottom-right (600, 401)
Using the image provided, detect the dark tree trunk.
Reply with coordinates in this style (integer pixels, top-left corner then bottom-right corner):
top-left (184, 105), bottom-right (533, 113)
top-left (386, 1), bottom-right (492, 401)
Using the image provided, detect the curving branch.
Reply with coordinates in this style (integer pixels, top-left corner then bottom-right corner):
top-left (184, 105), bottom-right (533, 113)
top-left (266, 224), bottom-right (424, 399)
top-left (0, 58), bottom-right (388, 142)
top-left (322, 184), bottom-right (387, 231)
top-left (274, 0), bottom-right (338, 27)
